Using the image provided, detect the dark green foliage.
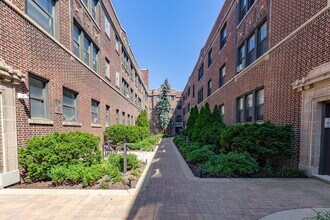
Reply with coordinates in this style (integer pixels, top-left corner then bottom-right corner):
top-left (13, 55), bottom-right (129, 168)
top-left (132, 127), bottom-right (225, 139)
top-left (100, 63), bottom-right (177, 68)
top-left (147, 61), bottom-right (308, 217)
top-left (136, 110), bottom-right (150, 130)
top-left (108, 153), bottom-right (141, 171)
top-left (220, 121), bottom-right (294, 166)
top-left (105, 125), bottom-right (150, 144)
top-left (219, 152), bottom-right (259, 177)
top-left (156, 79), bottom-right (171, 132)
top-left (19, 131), bottom-right (101, 183)
top-left (276, 166), bottom-right (306, 178)
top-left (130, 135), bottom-right (161, 151)
top-left (186, 146), bottom-right (215, 164)
top-left (185, 106), bottom-right (199, 139)
top-left (202, 155), bottom-right (222, 176)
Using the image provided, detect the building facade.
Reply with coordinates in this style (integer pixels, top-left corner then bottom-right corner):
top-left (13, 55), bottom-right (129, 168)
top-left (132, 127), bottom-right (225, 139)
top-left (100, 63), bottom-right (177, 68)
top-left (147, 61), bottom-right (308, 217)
top-left (0, 0), bottom-right (149, 187)
top-left (181, 0), bottom-right (330, 177)
top-left (149, 88), bottom-right (183, 136)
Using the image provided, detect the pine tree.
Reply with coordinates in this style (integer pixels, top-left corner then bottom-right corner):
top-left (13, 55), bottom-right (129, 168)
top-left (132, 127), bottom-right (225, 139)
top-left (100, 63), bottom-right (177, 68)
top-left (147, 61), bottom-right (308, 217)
top-left (156, 79), bottom-right (171, 133)
top-left (136, 110), bottom-right (150, 129)
top-left (186, 106), bottom-right (199, 139)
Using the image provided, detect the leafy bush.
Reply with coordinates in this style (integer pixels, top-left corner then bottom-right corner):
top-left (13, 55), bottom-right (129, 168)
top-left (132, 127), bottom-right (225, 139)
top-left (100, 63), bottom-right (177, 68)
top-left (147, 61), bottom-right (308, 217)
top-left (130, 135), bottom-right (161, 151)
top-left (276, 166), bottom-right (306, 178)
top-left (105, 125), bottom-right (150, 144)
top-left (19, 131), bottom-right (101, 183)
top-left (186, 145), bottom-right (215, 164)
top-left (136, 110), bottom-right (150, 129)
top-left (108, 153), bottom-right (141, 171)
top-left (48, 161), bottom-right (122, 187)
top-left (202, 155), bottom-right (222, 176)
top-left (219, 152), bottom-right (259, 177)
top-left (220, 122), bottom-right (294, 166)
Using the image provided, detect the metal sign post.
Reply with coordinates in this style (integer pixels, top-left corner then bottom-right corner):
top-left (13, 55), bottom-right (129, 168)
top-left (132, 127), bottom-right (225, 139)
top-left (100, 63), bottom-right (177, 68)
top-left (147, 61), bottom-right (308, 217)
top-left (123, 143), bottom-right (127, 175)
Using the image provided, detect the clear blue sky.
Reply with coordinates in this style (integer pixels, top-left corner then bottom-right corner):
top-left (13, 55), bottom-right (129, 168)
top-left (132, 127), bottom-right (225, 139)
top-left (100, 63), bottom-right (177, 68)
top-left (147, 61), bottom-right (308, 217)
top-left (111, 0), bottom-right (224, 91)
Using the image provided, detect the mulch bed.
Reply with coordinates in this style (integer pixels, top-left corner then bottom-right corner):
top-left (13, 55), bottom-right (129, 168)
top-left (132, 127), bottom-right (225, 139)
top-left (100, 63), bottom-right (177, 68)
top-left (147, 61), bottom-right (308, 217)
top-left (9, 163), bottom-right (146, 190)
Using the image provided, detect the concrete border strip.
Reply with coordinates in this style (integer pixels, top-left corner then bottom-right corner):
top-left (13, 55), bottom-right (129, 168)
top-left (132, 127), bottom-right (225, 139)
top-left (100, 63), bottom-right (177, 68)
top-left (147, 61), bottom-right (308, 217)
top-left (0, 141), bottom-right (160, 196)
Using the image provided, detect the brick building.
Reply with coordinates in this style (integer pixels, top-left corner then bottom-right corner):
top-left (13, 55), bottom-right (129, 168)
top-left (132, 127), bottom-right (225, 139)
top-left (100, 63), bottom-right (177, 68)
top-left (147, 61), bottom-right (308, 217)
top-left (181, 0), bottom-right (330, 177)
top-left (148, 88), bottom-right (183, 136)
top-left (0, 0), bottom-right (149, 187)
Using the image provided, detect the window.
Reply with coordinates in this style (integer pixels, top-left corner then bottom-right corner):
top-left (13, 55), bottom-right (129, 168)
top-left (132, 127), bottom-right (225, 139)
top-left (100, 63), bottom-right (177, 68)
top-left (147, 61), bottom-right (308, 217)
top-left (131, 116), bottom-right (134, 125)
top-left (127, 114), bottom-right (130, 125)
top-left (193, 85), bottom-right (195, 98)
top-left (238, 0), bottom-right (254, 22)
top-left (105, 15), bottom-right (111, 38)
top-left (73, 25), bottom-right (81, 57)
top-left (177, 101), bottom-right (182, 110)
top-left (91, 99), bottom-right (100, 124)
top-left (122, 112), bottom-right (126, 125)
top-left (245, 94), bottom-right (253, 122)
top-left (187, 103), bottom-right (190, 112)
top-left (63, 89), bottom-right (78, 122)
top-left (91, 0), bottom-right (98, 22)
top-left (171, 95), bottom-right (175, 101)
top-left (256, 89), bottom-right (264, 120)
top-left (198, 88), bottom-right (203, 104)
top-left (116, 109), bottom-right (119, 124)
top-left (130, 89), bottom-right (134, 102)
top-left (187, 87), bottom-right (190, 97)
top-left (176, 115), bottom-right (182, 123)
top-left (115, 71), bottom-right (120, 87)
top-left (238, 44), bottom-right (246, 71)
top-left (258, 22), bottom-right (267, 56)
top-left (207, 80), bottom-right (212, 97)
top-left (208, 49), bottom-right (213, 67)
top-left (106, 105), bottom-right (110, 127)
top-left (122, 79), bottom-right (128, 97)
top-left (247, 34), bottom-right (255, 65)
top-left (220, 24), bottom-right (227, 50)
top-left (27, 0), bottom-right (55, 35)
top-left (83, 37), bottom-right (91, 65)
top-left (219, 65), bottom-right (226, 87)
top-left (115, 35), bottom-right (120, 52)
top-left (157, 96), bottom-right (160, 102)
top-left (105, 59), bottom-right (110, 78)
top-left (237, 97), bottom-right (244, 123)
top-left (29, 75), bottom-right (49, 119)
top-left (220, 105), bottom-right (225, 122)
top-left (183, 108), bottom-right (186, 116)
top-left (92, 45), bottom-right (99, 72)
top-left (198, 63), bottom-right (204, 81)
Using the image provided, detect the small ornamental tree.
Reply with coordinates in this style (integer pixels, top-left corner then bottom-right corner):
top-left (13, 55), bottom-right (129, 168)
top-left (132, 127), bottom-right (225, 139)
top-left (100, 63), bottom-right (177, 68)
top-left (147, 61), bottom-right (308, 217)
top-left (185, 106), bottom-right (199, 139)
top-left (136, 109), bottom-right (149, 130)
top-left (156, 79), bottom-right (171, 133)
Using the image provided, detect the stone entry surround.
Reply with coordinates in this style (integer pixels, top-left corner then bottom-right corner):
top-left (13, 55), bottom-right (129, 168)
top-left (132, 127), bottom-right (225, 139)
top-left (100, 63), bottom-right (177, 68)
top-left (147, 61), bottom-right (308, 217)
top-left (0, 58), bottom-right (25, 188)
top-left (293, 62), bottom-right (330, 176)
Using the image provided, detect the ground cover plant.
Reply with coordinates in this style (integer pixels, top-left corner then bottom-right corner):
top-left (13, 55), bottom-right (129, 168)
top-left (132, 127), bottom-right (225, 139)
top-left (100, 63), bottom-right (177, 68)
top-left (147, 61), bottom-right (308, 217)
top-left (174, 102), bottom-right (306, 178)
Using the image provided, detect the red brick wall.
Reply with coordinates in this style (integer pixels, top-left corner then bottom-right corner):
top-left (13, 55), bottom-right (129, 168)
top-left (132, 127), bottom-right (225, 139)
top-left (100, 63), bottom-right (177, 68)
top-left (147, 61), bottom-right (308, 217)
top-left (0, 0), bottom-right (149, 147)
top-left (182, 0), bottom-right (330, 166)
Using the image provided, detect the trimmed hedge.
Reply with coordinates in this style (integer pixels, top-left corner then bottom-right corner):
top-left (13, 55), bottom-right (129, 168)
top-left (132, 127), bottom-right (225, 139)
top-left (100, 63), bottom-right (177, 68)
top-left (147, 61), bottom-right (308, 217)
top-left (19, 131), bottom-right (101, 183)
top-left (104, 125), bottom-right (150, 144)
top-left (130, 135), bottom-right (161, 151)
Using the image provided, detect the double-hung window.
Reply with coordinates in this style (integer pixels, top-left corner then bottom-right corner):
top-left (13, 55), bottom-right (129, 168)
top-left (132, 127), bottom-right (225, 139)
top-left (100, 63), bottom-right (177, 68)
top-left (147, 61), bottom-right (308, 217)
top-left (256, 89), bottom-right (264, 120)
top-left (27, 0), bottom-right (56, 35)
top-left (105, 59), bottom-right (110, 78)
top-left (208, 49), bottom-right (213, 67)
top-left (91, 0), bottom-right (98, 21)
top-left (91, 99), bottom-right (100, 124)
top-left (63, 89), bottom-right (78, 122)
top-left (247, 34), bottom-right (255, 65)
top-left (238, 44), bottom-right (246, 70)
top-left (207, 80), bottom-right (212, 97)
top-left (83, 37), bottom-right (91, 65)
top-left (245, 93), bottom-right (253, 122)
top-left (220, 24), bottom-right (227, 50)
top-left (92, 45), bottom-right (99, 72)
top-left (219, 65), bottom-right (226, 87)
top-left (192, 85), bottom-right (195, 98)
top-left (122, 112), bottom-right (126, 125)
top-left (29, 75), bottom-right (49, 119)
top-left (198, 88), bottom-right (203, 104)
top-left (73, 25), bottom-right (81, 57)
top-left (105, 15), bottom-right (111, 38)
top-left (220, 105), bottom-right (225, 122)
top-left (106, 105), bottom-right (110, 127)
top-left (198, 63), bottom-right (204, 81)
top-left (187, 88), bottom-right (190, 97)
top-left (238, 0), bottom-right (254, 22)
top-left (115, 36), bottom-right (120, 52)
top-left (237, 97), bottom-right (244, 123)
top-left (116, 109), bottom-right (119, 124)
top-left (258, 22), bottom-right (267, 56)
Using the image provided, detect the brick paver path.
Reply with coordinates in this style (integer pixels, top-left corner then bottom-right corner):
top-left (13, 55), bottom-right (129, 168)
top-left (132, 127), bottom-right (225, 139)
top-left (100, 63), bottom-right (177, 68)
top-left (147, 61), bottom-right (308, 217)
top-left (0, 138), bottom-right (329, 219)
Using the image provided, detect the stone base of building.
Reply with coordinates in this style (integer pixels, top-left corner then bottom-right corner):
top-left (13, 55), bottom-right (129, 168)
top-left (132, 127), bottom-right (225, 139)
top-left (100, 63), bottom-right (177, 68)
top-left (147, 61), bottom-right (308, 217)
top-left (0, 170), bottom-right (20, 189)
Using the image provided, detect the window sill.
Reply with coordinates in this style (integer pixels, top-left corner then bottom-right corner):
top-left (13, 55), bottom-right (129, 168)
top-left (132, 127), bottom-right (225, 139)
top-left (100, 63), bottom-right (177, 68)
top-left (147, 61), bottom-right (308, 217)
top-left (219, 44), bottom-right (227, 54)
top-left (28, 119), bottom-right (54, 125)
top-left (91, 123), bottom-right (102, 128)
top-left (63, 121), bottom-right (82, 127)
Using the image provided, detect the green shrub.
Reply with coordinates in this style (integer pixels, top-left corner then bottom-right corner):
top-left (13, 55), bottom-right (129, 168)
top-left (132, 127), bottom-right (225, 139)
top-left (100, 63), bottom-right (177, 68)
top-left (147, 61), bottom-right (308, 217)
top-left (105, 125), bottom-right (150, 144)
top-left (220, 122), bottom-right (294, 166)
top-left (202, 155), bottom-right (222, 176)
top-left (192, 103), bottom-right (213, 142)
top-left (185, 106), bottom-right (199, 139)
top-left (219, 152), bottom-right (259, 177)
top-left (130, 135), bottom-right (161, 151)
top-left (186, 145), bottom-right (215, 164)
top-left (136, 110), bottom-right (150, 129)
top-left (19, 131), bottom-right (101, 183)
top-left (276, 166), bottom-right (306, 178)
top-left (108, 153), bottom-right (141, 171)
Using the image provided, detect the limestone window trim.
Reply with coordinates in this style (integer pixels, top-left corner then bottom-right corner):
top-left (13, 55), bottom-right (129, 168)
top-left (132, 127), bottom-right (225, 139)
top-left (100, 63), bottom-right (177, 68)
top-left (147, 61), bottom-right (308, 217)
top-left (91, 123), bottom-right (102, 128)
top-left (63, 121), bottom-right (82, 127)
top-left (28, 119), bottom-right (54, 125)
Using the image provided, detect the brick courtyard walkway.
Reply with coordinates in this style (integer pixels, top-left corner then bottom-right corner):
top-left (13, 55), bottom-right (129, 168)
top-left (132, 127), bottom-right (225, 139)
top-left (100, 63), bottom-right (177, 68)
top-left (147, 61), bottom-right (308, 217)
top-left (0, 138), bottom-right (329, 219)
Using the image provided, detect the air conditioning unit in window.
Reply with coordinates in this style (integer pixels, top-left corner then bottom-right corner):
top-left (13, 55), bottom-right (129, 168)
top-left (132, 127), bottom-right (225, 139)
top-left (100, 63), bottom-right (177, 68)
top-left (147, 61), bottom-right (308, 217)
top-left (237, 64), bottom-right (245, 73)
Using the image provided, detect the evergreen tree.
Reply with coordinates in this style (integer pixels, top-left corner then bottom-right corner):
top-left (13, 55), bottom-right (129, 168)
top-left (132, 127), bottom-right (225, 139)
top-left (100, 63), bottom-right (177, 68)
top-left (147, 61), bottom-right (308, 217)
top-left (156, 79), bottom-right (171, 133)
top-left (191, 106), bottom-right (205, 141)
top-left (202, 105), bottom-right (226, 145)
top-left (212, 105), bottom-right (222, 123)
top-left (136, 110), bottom-right (150, 129)
top-left (186, 106), bottom-right (199, 139)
